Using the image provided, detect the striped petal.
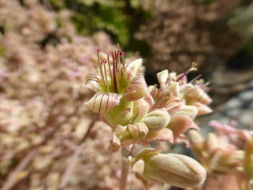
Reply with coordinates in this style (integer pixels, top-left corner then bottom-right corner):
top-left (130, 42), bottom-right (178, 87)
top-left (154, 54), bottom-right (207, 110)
top-left (85, 92), bottom-right (121, 113)
top-left (124, 75), bottom-right (148, 101)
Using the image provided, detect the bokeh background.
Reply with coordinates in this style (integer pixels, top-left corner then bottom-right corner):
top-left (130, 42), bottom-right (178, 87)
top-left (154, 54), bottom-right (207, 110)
top-left (0, 0), bottom-right (253, 189)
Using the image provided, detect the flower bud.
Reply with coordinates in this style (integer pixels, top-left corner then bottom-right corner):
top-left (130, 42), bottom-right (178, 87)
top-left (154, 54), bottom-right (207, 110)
top-left (167, 115), bottom-right (197, 137)
top-left (142, 153), bottom-right (206, 188)
top-left (128, 124), bottom-right (139, 138)
top-left (205, 133), bottom-right (219, 151)
top-left (187, 130), bottom-right (204, 147)
top-left (121, 123), bottom-right (149, 141)
top-left (136, 122), bottom-right (149, 138)
top-left (146, 128), bottom-right (173, 143)
top-left (194, 102), bottom-right (212, 115)
top-left (141, 110), bottom-right (170, 131)
top-left (174, 105), bottom-right (198, 119)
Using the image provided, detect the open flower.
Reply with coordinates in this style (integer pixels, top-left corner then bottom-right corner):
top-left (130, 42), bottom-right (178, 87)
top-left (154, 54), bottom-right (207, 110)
top-left (86, 48), bottom-right (144, 94)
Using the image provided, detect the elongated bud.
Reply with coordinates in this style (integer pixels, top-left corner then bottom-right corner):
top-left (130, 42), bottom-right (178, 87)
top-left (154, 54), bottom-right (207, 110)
top-left (137, 123), bottom-right (149, 137)
top-left (187, 130), bottom-right (205, 156)
top-left (141, 153), bottom-right (206, 188)
top-left (146, 128), bottom-right (173, 142)
top-left (184, 84), bottom-right (212, 105)
top-left (141, 110), bottom-right (170, 131)
top-left (85, 92), bottom-right (121, 113)
top-left (128, 123), bottom-right (149, 138)
top-left (174, 105), bottom-right (198, 119)
top-left (128, 124), bottom-right (139, 138)
top-left (188, 130), bottom-right (204, 146)
top-left (119, 123), bottom-right (149, 144)
top-left (124, 75), bottom-right (148, 101)
top-left (168, 115), bottom-right (198, 137)
top-left (194, 102), bottom-right (212, 115)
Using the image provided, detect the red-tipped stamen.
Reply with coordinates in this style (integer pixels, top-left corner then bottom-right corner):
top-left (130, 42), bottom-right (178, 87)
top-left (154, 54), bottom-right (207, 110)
top-left (97, 51), bottom-right (106, 88)
top-left (102, 59), bottom-right (109, 86)
top-left (111, 51), bottom-right (118, 92)
top-left (107, 52), bottom-right (113, 84)
top-left (176, 62), bottom-right (198, 82)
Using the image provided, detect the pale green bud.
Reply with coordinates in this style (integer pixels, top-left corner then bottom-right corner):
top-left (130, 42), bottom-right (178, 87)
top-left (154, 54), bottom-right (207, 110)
top-left (142, 153), bottom-right (206, 188)
top-left (141, 110), bottom-right (170, 131)
top-left (174, 105), bottom-right (198, 119)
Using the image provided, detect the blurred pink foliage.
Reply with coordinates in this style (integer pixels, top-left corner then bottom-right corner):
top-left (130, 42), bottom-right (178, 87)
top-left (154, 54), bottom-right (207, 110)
top-left (0, 0), bottom-right (162, 189)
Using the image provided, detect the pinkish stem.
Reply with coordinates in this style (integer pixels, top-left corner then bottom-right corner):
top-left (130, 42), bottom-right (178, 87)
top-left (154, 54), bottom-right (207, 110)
top-left (120, 157), bottom-right (129, 190)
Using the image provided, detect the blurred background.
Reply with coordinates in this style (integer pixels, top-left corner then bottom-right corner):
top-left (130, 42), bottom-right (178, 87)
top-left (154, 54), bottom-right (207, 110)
top-left (0, 0), bottom-right (253, 189)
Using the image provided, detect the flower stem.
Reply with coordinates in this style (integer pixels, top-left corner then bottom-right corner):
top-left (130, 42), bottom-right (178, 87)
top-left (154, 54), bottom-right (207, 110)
top-left (120, 157), bottom-right (129, 190)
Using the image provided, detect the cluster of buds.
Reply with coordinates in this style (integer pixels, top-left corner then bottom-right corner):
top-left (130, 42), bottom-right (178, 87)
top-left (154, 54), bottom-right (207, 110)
top-left (85, 48), bottom-right (212, 188)
top-left (188, 120), bottom-right (253, 189)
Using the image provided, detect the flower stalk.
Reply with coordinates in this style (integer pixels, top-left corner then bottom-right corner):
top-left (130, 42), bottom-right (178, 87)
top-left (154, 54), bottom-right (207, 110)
top-left (120, 156), bottom-right (129, 190)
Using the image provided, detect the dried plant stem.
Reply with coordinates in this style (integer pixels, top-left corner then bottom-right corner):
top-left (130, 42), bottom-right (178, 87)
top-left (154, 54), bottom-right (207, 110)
top-left (120, 157), bottom-right (129, 190)
top-left (2, 105), bottom-right (79, 190)
top-left (59, 120), bottom-right (97, 190)
top-left (2, 150), bottom-right (37, 190)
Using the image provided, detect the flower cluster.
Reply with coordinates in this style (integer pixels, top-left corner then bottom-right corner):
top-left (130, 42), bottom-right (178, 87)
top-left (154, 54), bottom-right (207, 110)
top-left (85, 49), bottom-right (212, 188)
top-left (188, 121), bottom-right (253, 190)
